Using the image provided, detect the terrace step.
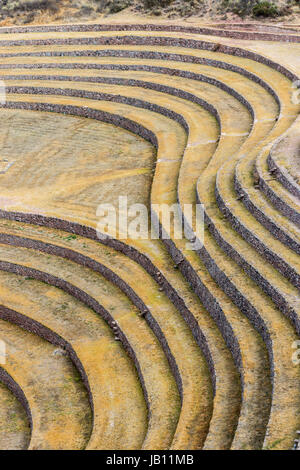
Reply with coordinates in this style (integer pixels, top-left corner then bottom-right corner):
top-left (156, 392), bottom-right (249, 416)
top-left (0, 273), bottom-right (149, 450)
top-left (0, 90), bottom-right (184, 228)
top-left (0, 69), bottom-right (270, 448)
top-left (0, 65), bottom-right (298, 258)
top-left (235, 149), bottom-right (300, 255)
top-left (29, 49), bottom-right (274, 450)
top-left (267, 116), bottom-right (300, 197)
top-left (0, 22), bottom-right (299, 42)
top-left (0, 248), bottom-right (181, 450)
top-left (188, 55), bottom-right (300, 449)
top-left (0, 55), bottom-right (278, 448)
top-left (92, 46), bottom-right (286, 448)
top-left (217, 154), bottom-right (300, 290)
top-left (0, 317), bottom-right (91, 450)
top-left (256, 140), bottom-right (300, 227)
top-left (0, 89), bottom-right (222, 448)
top-left (0, 236), bottom-right (218, 450)
top-left (0, 43), bottom-right (298, 280)
top-left (0, 217), bottom-right (241, 450)
top-left (192, 52), bottom-right (300, 293)
top-left (195, 222), bottom-right (300, 449)
top-left (0, 26), bottom-right (298, 451)
top-left (231, 89), bottom-right (300, 253)
top-left (159, 74), bottom-right (273, 449)
top-left (0, 58), bottom-right (268, 448)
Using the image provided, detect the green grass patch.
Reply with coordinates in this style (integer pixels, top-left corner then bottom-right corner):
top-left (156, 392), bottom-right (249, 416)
top-left (252, 1), bottom-right (279, 17)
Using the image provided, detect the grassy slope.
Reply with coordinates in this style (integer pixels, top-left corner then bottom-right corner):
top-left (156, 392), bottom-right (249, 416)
top-left (0, 0), bottom-right (299, 26)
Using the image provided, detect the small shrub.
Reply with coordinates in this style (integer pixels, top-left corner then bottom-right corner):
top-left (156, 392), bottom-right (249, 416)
top-left (95, 0), bottom-right (130, 14)
top-left (79, 5), bottom-right (94, 15)
top-left (222, 0), bottom-right (255, 17)
top-left (143, 0), bottom-right (173, 9)
top-left (252, 1), bottom-right (279, 17)
top-left (109, 0), bottom-right (131, 13)
top-left (0, 0), bottom-right (60, 15)
top-left (63, 234), bottom-right (77, 241)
